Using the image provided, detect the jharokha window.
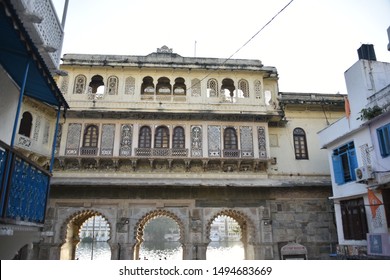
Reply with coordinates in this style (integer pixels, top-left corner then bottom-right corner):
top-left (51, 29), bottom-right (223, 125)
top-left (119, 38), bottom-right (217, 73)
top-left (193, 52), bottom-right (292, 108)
top-left (139, 126), bottom-right (151, 148)
top-left (173, 77), bottom-right (186, 95)
top-left (293, 128), bottom-right (308, 159)
top-left (224, 127), bottom-right (238, 150)
top-left (83, 125), bottom-right (99, 147)
top-left (155, 126), bottom-right (169, 148)
top-left (173, 126), bottom-right (185, 148)
top-left (156, 77), bottom-right (171, 95)
top-left (18, 111), bottom-right (33, 137)
top-left (141, 76), bottom-right (155, 95)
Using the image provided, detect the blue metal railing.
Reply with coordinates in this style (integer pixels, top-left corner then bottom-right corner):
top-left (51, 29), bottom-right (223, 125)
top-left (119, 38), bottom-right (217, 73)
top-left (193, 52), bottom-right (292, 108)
top-left (0, 140), bottom-right (51, 224)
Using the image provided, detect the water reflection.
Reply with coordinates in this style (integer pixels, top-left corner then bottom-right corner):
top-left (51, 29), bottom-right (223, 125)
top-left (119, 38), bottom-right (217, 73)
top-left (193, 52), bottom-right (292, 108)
top-left (76, 241), bottom-right (111, 260)
top-left (140, 241), bottom-right (182, 260)
top-left (207, 241), bottom-right (244, 260)
top-left (75, 240), bottom-right (244, 260)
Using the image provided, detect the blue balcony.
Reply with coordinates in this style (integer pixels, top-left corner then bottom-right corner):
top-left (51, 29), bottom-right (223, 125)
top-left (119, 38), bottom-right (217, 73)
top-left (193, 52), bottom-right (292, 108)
top-left (0, 140), bottom-right (50, 225)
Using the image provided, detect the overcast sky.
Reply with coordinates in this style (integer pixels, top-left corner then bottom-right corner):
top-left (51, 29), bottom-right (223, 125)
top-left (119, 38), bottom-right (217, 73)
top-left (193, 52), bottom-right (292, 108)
top-left (52, 0), bottom-right (390, 95)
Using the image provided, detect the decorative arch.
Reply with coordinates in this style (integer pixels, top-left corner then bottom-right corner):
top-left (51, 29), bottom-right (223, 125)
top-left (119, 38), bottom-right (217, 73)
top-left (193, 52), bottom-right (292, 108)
top-left (133, 209), bottom-right (185, 260)
top-left (59, 209), bottom-right (112, 260)
top-left (89, 75), bottom-right (105, 94)
top-left (206, 209), bottom-right (255, 243)
top-left (73, 74), bottom-right (86, 94)
top-left (206, 209), bottom-right (256, 260)
top-left (18, 111), bottom-right (33, 137)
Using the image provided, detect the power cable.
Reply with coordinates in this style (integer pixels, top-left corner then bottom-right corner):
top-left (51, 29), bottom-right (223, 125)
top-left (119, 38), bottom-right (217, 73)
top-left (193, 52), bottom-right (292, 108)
top-left (188, 0), bottom-right (295, 91)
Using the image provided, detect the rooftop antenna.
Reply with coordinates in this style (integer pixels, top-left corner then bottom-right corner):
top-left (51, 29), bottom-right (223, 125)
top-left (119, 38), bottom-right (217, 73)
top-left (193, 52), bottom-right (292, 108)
top-left (194, 40), bottom-right (197, 57)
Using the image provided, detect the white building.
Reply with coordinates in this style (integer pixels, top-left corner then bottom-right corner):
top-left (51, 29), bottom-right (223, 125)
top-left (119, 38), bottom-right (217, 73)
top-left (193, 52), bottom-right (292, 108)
top-left (318, 44), bottom-right (390, 259)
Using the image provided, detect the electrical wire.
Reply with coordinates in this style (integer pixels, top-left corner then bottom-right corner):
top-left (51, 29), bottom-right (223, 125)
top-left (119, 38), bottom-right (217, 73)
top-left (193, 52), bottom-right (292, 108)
top-left (188, 0), bottom-right (295, 91)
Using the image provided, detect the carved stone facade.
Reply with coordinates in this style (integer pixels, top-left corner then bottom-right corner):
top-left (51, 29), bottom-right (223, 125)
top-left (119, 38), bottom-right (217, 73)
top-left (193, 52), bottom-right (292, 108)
top-left (40, 47), bottom-right (346, 260)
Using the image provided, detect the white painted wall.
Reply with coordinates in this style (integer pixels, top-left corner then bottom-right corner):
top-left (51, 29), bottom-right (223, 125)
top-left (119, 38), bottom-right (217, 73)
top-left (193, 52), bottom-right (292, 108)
top-left (0, 65), bottom-right (19, 145)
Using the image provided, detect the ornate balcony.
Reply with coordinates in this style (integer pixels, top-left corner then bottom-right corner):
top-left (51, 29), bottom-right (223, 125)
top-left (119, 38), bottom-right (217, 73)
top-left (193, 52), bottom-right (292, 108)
top-left (0, 140), bottom-right (50, 225)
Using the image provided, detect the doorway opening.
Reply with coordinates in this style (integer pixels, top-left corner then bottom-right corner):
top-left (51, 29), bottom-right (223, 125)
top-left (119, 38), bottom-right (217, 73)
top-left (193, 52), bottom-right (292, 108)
top-left (134, 209), bottom-right (184, 260)
top-left (207, 215), bottom-right (244, 260)
top-left (60, 211), bottom-right (111, 260)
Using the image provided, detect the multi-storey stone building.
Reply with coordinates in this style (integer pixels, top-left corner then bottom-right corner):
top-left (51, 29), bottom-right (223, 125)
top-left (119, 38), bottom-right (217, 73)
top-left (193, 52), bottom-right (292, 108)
top-left (40, 46), bottom-right (345, 260)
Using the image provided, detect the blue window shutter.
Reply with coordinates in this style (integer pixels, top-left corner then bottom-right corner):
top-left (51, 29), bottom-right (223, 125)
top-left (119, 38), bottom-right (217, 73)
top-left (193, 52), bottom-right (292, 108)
top-left (377, 125), bottom-right (390, 157)
top-left (377, 127), bottom-right (386, 156)
top-left (332, 155), bottom-right (344, 185)
top-left (348, 149), bottom-right (358, 180)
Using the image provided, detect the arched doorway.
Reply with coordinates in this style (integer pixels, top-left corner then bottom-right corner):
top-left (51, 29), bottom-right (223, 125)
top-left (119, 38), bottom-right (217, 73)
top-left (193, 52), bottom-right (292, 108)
top-left (207, 215), bottom-right (244, 260)
top-left (134, 209), bottom-right (184, 260)
top-left (75, 215), bottom-right (111, 260)
top-left (206, 210), bottom-right (255, 260)
top-left (59, 210), bottom-right (112, 260)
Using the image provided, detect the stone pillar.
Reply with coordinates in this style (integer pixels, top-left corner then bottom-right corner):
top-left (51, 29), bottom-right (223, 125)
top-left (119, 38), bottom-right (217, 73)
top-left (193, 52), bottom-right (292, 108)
top-left (109, 242), bottom-right (119, 260)
top-left (252, 244), bottom-right (274, 260)
top-left (117, 243), bottom-right (134, 260)
top-left (38, 243), bottom-right (62, 260)
top-left (192, 243), bottom-right (208, 260)
top-left (181, 243), bottom-right (193, 260)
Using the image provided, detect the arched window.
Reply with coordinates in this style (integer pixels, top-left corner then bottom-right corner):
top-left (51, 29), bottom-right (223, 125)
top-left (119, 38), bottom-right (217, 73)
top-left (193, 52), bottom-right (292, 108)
top-left (224, 127), bottom-right (238, 150)
top-left (221, 78), bottom-right (236, 102)
top-left (173, 126), bottom-right (185, 148)
top-left (155, 126), bottom-right (169, 148)
top-left (293, 128), bottom-right (308, 159)
top-left (156, 77), bottom-right (171, 95)
top-left (83, 125), bottom-right (99, 147)
top-left (173, 77), bottom-right (186, 95)
top-left (107, 76), bottom-right (118, 95)
top-left (141, 76), bottom-right (155, 95)
top-left (89, 75), bottom-right (105, 94)
top-left (139, 126), bottom-right (151, 148)
top-left (18, 111), bottom-right (33, 137)
top-left (238, 79), bottom-right (249, 98)
top-left (73, 74), bottom-right (86, 94)
top-left (207, 79), bottom-right (218, 97)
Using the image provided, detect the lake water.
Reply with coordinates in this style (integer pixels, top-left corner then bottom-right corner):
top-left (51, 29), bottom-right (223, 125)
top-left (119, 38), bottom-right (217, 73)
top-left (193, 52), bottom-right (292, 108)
top-left (75, 241), bottom-right (244, 260)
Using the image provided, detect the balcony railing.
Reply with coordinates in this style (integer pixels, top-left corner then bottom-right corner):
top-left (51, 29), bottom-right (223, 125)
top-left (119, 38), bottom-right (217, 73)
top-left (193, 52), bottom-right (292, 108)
top-left (80, 147), bottom-right (99, 156)
top-left (367, 84), bottom-right (390, 112)
top-left (63, 147), bottom-right (253, 158)
top-left (0, 140), bottom-right (51, 225)
top-left (135, 148), bottom-right (188, 157)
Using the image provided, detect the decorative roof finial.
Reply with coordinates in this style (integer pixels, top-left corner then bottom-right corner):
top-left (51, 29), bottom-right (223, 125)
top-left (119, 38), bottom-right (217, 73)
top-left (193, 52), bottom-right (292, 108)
top-left (157, 45), bottom-right (173, 53)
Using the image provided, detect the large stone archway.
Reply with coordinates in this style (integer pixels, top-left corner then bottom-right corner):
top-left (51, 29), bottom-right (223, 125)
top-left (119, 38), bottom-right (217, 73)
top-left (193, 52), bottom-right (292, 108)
top-left (132, 209), bottom-right (185, 260)
top-left (59, 210), bottom-right (112, 260)
top-left (206, 209), bottom-right (257, 260)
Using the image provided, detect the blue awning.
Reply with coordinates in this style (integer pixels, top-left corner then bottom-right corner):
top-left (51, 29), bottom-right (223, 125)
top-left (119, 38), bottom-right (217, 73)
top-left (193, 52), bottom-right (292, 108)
top-left (0, 1), bottom-right (69, 109)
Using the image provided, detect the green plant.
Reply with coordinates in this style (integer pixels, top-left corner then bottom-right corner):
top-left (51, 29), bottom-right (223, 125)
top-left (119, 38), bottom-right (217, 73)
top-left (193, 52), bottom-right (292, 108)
top-left (357, 105), bottom-right (383, 121)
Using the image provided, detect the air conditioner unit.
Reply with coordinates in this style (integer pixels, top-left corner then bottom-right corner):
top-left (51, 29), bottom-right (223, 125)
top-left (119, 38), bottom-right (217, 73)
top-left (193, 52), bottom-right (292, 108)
top-left (355, 165), bottom-right (373, 182)
top-left (367, 233), bottom-right (390, 256)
